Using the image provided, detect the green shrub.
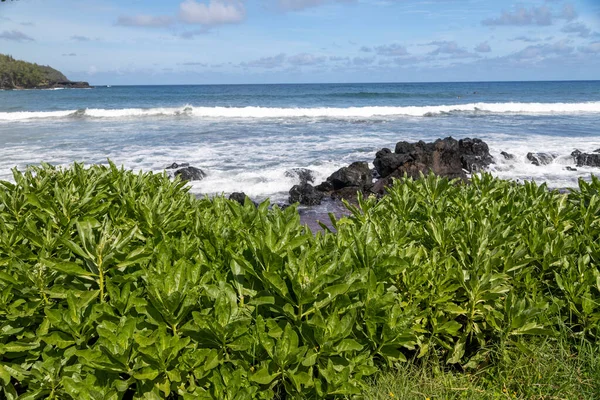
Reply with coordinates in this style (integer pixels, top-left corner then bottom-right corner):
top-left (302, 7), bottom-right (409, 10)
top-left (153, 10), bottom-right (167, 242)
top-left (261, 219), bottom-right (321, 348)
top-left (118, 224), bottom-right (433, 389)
top-left (0, 54), bottom-right (68, 89)
top-left (0, 163), bottom-right (599, 399)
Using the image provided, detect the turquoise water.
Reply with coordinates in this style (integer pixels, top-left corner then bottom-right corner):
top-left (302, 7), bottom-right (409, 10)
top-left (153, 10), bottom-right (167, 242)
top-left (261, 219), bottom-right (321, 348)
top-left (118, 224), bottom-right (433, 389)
top-left (0, 81), bottom-right (599, 201)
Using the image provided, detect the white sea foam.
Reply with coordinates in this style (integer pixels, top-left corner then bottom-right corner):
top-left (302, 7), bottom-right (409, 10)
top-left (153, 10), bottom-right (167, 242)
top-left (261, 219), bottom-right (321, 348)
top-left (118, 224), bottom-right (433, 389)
top-left (1, 102), bottom-right (600, 121)
top-left (0, 110), bottom-right (78, 120)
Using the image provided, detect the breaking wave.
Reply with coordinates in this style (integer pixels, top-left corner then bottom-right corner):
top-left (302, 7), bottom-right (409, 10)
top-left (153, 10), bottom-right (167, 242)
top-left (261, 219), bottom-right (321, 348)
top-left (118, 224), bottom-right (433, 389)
top-left (1, 102), bottom-right (600, 121)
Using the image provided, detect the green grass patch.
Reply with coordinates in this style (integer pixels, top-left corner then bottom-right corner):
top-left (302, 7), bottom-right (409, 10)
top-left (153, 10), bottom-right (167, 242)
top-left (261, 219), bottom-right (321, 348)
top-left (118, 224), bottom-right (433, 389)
top-left (365, 338), bottom-right (600, 399)
top-left (0, 162), bottom-right (599, 399)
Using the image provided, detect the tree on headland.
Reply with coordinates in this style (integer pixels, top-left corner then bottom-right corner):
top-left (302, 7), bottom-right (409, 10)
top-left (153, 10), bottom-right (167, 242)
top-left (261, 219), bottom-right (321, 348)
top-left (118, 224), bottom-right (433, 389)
top-left (0, 53), bottom-right (89, 89)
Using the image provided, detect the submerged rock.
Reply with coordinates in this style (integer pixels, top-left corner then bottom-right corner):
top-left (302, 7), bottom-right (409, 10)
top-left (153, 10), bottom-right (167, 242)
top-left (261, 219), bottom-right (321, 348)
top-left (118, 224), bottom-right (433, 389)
top-left (166, 162), bottom-right (190, 170)
top-left (572, 150), bottom-right (600, 168)
top-left (285, 168), bottom-right (316, 185)
top-left (566, 166), bottom-right (578, 171)
top-left (289, 183), bottom-right (324, 206)
top-left (166, 162), bottom-right (206, 182)
top-left (500, 151), bottom-right (515, 160)
top-left (527, 152), bottom-right (556, 166)
top-left (174, 166), bottom-right (206, 181)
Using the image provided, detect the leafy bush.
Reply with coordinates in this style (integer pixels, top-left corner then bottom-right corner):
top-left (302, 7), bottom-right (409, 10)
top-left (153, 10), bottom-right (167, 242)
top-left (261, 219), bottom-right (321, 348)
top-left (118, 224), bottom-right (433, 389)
top-left (0, 163), bottom-right (599, 399)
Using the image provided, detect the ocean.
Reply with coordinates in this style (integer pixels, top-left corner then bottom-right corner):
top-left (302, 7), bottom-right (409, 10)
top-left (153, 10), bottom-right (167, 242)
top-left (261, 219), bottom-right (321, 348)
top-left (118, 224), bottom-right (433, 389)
top-left (0, 81), bottom-right (599, 203)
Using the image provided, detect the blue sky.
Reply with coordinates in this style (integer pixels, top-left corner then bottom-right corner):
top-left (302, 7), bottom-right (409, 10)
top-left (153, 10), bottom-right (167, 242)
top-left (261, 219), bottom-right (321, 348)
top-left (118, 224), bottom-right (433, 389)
top-left (0, 0), bottom-right (599, 84)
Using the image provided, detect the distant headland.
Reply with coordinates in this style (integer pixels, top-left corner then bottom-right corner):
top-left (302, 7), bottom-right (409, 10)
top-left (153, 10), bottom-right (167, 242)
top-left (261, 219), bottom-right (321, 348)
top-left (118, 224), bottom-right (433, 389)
top-left (0, 54), bottom-right (91, 90)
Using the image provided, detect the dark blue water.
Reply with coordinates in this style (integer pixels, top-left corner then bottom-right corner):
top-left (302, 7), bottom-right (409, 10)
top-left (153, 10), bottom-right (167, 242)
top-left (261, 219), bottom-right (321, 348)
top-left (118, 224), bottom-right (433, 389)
top-left (2, 81), bottom-right (600, 111)
top-left (0, 81), bottom-right (599, 201)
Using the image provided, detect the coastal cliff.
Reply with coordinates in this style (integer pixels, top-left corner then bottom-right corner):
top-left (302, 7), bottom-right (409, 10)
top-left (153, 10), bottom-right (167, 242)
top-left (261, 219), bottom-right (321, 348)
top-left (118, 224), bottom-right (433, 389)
top-left (0, 54), bottom-right (91, 89)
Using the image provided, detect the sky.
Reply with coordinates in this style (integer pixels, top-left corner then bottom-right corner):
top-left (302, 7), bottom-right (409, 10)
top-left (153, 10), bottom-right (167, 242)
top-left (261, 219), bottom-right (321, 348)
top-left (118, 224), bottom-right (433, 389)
top-left (0, 0), bottom-right (599, 84)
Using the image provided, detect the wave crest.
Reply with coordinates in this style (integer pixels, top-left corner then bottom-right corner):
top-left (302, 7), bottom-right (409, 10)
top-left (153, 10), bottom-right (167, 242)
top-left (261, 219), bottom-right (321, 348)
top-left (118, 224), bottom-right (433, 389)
top-left (1, 102), bottom-right (599, 121)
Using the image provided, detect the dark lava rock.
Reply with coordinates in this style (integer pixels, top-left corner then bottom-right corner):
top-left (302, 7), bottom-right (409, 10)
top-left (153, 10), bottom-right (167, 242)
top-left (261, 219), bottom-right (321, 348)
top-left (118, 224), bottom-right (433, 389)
top-left (285, 168), bottom-right (316, 185)
top-left (369, 161), bottom-right (431, 194)
top-left (297, 137), bottom-right (494, 204)
top-left (314, 180), bottom-right (334, 192)
top-left (166, 162), bottom-right (190, 170)
top-left (370, 137), bottom-right (495, 194)
top-left (371, 168), bottom-right (381, 180)
top-left (431, 138), bottom-right (465, 179)
top-left (594, 148), bottom-right (600, 153)
top-left (500, 151), bottom-right (515, 160)
top-left (43, 81), bottom-right (91, 89)
top-left (229, 192), bottom-right (254, 206)
top-left (174, 166), bottom-right (206, 181)
top-left (572, 150), bottom-right (600, 168)
top-left (527, 152), bottom-right (556, 166)
top-left (394, 141), bottom-right (416, 155)
top-left (566, 166), bottom-right (578, 171)
top-left (373, 148), bottom-right (413, 178)
top-left (390, 137), bottom-right (491, 179)
top-left (289, 183), bottom-right (324, 206)
top-left (330, 186), bottom-right (364, 203)
top-left (395, 137), bottom-right (465, 179)
top-left (324, 161), bottom-right (372, 191)
top-left (458, 138), bottom-right (494, 172)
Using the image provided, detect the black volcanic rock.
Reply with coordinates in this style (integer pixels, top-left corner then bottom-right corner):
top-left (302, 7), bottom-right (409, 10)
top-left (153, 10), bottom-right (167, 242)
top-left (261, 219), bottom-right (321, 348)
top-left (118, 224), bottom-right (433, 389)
top-left (289, 183), bottom-right (324, 206)
top-left (325, 162), bottom-right (372, 191)
top-left (392, 137), bottom-right (494, 179)
top-left (174, 166), bottom-right (206, 182)
top-left (373, 148), bottom-right (413, 178)
top-left (572, 150), bottom-right (600, 168)
top-left (500, 151), bottom-right (515, 160)
top-left (229, 192), bottom-right (248, 205)
top-left (285, 168), bottom-right (316, 185)
top-left (459, 138), bottom-right (494, 172)
top-left (527, 152), bottom-right (556, 166)
top-left (290, 137), bottom-right (495, 204)
top-left (166, 162), bottom-right (190, 170)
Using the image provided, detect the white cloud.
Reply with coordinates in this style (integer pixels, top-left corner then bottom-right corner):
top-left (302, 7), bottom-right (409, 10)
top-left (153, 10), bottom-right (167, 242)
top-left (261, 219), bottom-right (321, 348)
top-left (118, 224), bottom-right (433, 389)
top-left (179, 0), bottom-right (245, 26)
top-left (276, 0), bottom-right (353, 12)
top-left (562, 22), bottom-right (593, 38)
top-left (116, 15), bottom-right (174, 27)
top-left (0, 30), bottom-right (34, 42)
top-left (482, 3), bottom-right (578, 27)
top-left (508, 40), bottom-right (574, 63)
top-left (560, 4), bottom-right (577, 21)
top-left (373, 43), bottom-right (408, 57)
top-left (352, 56), bottom-right (374, 66)
top-left (288, 53), bottom-right (327, 66)
top-left (427, 41), bottom-right (477, 58)
top-left (579, 41), bottom-right (600, 54)
top-left (242, 53), bottom-right (286, 68)
top-left (482, 6), bottom-right (553, 26)
top-left (71, 35), bottom-right (92, 42)
top-left (475, 41), bottom-right (491, 53)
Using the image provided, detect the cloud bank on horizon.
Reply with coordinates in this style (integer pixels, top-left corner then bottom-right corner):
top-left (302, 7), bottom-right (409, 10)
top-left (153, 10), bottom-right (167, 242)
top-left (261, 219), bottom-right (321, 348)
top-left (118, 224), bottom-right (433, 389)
top-left (0, 0), bottom-right (598, 84)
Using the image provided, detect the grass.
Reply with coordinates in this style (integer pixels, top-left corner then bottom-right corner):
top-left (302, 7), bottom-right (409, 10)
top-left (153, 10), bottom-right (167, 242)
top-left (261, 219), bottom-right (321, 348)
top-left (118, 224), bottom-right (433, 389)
top-left (365, 338), bottom-right (600, 399)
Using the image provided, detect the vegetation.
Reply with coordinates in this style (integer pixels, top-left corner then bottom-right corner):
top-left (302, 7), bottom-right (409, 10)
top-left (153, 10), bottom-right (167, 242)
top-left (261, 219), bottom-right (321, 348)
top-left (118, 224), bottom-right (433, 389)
top-left (0, 54), bottom-right (69, 89)
top-left (365, 337), bottom-right (600, 399)
top-left (0, 163), bottom-right (599, 399)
